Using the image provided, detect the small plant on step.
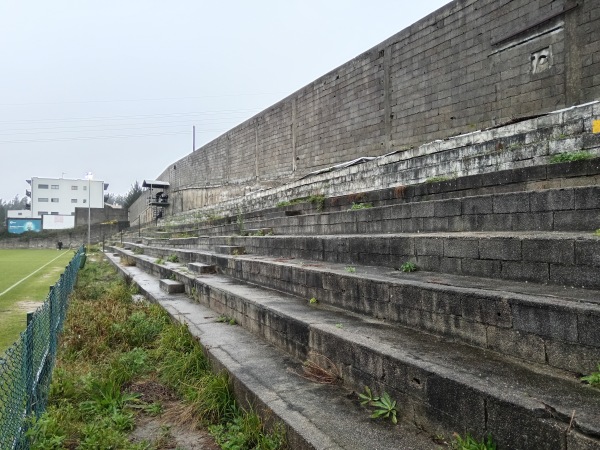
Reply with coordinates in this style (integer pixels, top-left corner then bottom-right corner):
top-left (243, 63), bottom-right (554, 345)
top-left (451, 432), bottom-right (496, 450)
top-left (309, 297), bottom-right (318, 304)
top-left (216, 315), bottom-right (237, 325)
top-left (345, 266), bottom-right (356, 273)
top-left (308, 194), bottom-right (325, 212)
top-left (236, 207), bottom-right (245, 235)
top-left (358, 386), bottom-right (398, 424)
top-left (400, 261), bottom-right (417, 272)
top-left (581, 364), bottom-right (600, 386)
top-left (594, 229), bottom-right (600, 237)
top-left (167, 254), bottom-right (179, 263)
top-left (349, 202), bottom-right (373, 210)
top-left (370, 392), bottom-right (398, 424)
top-left (358, 386), bottom-right (377, 406)
top-left (155, 258), bottom-right (164, 265)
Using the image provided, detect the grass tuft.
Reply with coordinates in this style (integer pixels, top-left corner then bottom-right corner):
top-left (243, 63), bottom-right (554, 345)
top-left (549, 151), bottom-right (594, 163)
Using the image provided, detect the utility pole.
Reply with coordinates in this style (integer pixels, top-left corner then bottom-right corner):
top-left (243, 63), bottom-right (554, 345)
top-left (86, 172), bottom-right (92, 248)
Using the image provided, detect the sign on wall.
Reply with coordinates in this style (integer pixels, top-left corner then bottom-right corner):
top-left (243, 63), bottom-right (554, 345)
top-left (43, 214), bottom-right (75, 230)
top-left (7, 218), bottom-right (42, 234)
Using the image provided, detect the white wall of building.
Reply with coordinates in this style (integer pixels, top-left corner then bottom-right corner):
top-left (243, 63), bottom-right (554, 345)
top-left (29, 177), bottom-right (105, 218)
top-left (7, 210), bottom-right (32, 218)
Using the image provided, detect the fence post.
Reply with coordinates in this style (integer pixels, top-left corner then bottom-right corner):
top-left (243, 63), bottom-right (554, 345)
top-left (25, 312), bottom-right (34, 417)
top-left (48, 285), bottom-right (56, 359)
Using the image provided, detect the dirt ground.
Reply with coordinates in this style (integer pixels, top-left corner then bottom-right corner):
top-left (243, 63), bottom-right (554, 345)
top-left (127, 380), bottom-right (221, 450)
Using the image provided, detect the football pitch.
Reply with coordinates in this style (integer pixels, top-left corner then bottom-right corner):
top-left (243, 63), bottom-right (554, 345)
top-left (0, 249), bottom-right (74, 352)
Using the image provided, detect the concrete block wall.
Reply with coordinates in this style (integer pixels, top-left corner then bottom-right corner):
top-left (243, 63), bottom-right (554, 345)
top-left (131, 103), bottom-right (600, 226)
top-left (130, 0), bottom-right (600, 223)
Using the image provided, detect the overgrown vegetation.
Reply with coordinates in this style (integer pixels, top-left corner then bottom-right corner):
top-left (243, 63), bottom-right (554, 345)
top-left (166, 254), bottom-right (179, 263)
top-left (26, 258), bottom-right (286, 449)
top-left (549, 151), bottom-right (594, 164)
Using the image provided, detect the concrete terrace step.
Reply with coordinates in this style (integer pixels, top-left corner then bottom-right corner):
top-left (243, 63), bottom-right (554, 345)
top-left (114, 243), bottom-right (600, 375)
top-left (156, 157), bottom-right (600, 236)
top-left (141, 231), bottom-right (600, 290)
top-left (105, 252), bottom-right (436, 450)
top-left (164, 183), bottom-right (600, 239)
top-left (105, 249), bottom-right (600, 450)
top-left (159, 278), bottom-right (185, 294)
top-left (187, 262), bottom-right (216, 274)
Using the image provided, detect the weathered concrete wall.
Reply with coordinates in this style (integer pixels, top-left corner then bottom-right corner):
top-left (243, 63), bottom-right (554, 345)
top-left (131, 0), bottom-right (600, 222)
top-left (0, 223), bottom-right (126, 249)
top-left (143, 102), bottom-right (600, 226)
top-left (75, 205), bottom-right (128, 227)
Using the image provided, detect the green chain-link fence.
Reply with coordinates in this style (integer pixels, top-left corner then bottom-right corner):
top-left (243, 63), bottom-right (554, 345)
top-left (0, 245), bottom-right (86, 449)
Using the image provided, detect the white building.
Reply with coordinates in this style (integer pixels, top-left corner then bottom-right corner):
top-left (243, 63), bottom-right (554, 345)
top-left (7, 210), bottom-right (31, 219)
top-left (26, 176), bottom-right (106, 218)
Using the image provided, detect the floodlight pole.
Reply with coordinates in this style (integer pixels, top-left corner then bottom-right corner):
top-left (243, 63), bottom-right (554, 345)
top-left (87, 174), bottom-right (91, 248)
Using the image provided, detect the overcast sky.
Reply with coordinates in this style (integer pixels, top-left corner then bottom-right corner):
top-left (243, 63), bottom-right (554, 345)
top-left (0, 0), bottom-right (450, 202)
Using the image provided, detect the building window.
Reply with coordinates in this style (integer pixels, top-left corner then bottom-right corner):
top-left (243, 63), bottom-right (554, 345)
top-left (50, 212), bottom-right (58, 215)
top-left (83, 186), bottom-right (87, 191)
top-left (51, 198), bottom-right (59, 203)
top-left (71, 186), bottom-right (78, 190)
top-left (71, 199), bottom-right (78, 203)
top-left (38, 198), bottom-right (48, 202)
top-left (51, 185), bottom-right (59, 189)
top-left (39, 211), bottom-right (48, 215)
top-left (83, 199), bottom-right (87, 204)
top-left (38, 184), bottom-right (49, 189)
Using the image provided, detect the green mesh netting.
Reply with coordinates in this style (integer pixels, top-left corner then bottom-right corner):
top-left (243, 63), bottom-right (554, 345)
top-left (0, 246), bottom-right (85, 449)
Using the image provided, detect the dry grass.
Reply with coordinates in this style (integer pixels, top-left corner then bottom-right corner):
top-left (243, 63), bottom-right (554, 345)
top-left (294, 352), bottom-right (342, 385)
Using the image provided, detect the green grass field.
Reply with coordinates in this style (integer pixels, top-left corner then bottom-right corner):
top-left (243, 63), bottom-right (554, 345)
top-left (0, 249), bottom-right (74, 352)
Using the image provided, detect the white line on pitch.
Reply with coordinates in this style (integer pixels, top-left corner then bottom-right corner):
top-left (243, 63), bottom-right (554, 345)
top-left (0, 251), bottom-right (70, 298)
